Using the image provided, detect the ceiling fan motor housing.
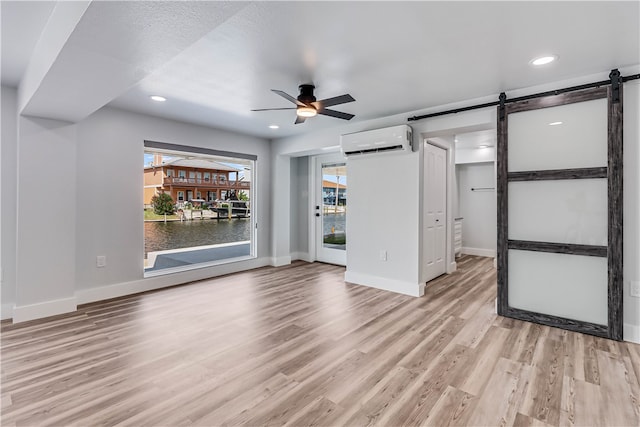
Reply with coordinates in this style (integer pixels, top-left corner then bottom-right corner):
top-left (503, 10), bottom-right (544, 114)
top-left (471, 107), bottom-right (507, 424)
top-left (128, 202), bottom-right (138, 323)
top-left (297, 84), bottom-right (317, 104)
top-left (252, 84), bottom-right (354, 123)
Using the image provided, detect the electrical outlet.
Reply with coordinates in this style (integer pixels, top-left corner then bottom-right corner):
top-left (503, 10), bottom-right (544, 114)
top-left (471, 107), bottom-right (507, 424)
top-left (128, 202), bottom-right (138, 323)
top-left (380, 250), bottom-right (387, 261)
top-left (96, 256), bottom-right (107, 268)
top-left (630, 280), bottom-right (640, 298)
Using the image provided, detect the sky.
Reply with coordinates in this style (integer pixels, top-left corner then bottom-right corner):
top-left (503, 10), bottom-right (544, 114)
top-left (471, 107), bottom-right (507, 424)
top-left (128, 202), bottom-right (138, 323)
top-left (144, 153), bottom-right (248, 178)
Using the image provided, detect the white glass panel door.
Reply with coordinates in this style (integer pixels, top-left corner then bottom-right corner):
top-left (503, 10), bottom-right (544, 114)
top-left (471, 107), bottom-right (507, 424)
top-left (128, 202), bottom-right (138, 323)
top-left (508, 179), bottom-right (607, 246)
top-left (497, 84), bottom-right (621, 339)
top-left (315, 153), bottom-right (347, 265)
top-left (507, 95), bottom-right (608, 324)
top-left (508, 98), bottom-right (607, 171)
top-left (508, 250), bottom-right (608, 325)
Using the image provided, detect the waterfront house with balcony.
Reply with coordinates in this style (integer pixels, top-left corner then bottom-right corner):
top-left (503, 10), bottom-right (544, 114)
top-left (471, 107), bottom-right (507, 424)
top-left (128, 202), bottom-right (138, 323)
top-left (143, 155), bottom-right (250, 206)
top-left (322, 179), bottom-right (347, 206)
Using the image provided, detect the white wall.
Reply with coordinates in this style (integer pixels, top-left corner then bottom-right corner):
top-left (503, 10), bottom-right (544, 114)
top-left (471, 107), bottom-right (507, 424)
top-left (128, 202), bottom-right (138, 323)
top-left (289, 159), bottom-right (299, 255)
top-left (4, 105), bottom-right (272, 321)
top-left (456, 162), bottom-right (496, 257)
top-left (271, 107), bottom-right (494, 298)
top-left (289, 156), bottom-right (309, 260)
top-left (14, 116), bottom-right (78, 321)
top-left (1, 86), bottom-right (18, 318)
top-left (345, 150), bottom-right (422, 296)
top-left (271, 105), bottom-right (493, 297)
top-left (270, 154), bottom-right (290, 266)
top-left (623, 79), bottom-right (640, 342)
top-left (74, 107), bottom-right (272, 296)
top-left (455, 147), bottom-right (496, 164)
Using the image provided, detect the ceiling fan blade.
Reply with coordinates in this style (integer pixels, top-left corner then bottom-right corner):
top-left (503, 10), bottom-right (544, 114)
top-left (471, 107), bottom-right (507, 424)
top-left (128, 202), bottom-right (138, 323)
top-left (251, 108), bottom-right (296, 111)
top-left (317, 108), bottom-right (355, 121)
top-left (294, 116), bottom-right (307, 124)
top-left (313, 94), bottom-right (355, 109)
top-left (272, 89), bottom-right (306, 106)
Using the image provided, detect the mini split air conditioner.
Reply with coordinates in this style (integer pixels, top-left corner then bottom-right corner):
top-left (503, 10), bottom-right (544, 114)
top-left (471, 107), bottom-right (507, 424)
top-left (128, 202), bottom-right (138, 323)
top-left (340, 124), bottom-right (413, 157)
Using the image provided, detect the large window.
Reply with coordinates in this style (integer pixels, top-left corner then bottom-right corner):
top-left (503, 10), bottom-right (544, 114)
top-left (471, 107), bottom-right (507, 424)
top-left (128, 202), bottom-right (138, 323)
top-left (143, 141), bottom-right (256, 276)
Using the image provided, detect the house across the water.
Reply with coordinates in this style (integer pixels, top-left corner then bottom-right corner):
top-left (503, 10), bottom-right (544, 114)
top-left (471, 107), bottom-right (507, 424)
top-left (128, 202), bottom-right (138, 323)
top-left (143, 154), bottom-right (250, 206)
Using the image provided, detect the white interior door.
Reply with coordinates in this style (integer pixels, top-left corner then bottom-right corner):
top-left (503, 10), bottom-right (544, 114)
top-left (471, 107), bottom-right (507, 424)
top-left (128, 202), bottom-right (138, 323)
top-left (424, 142), bottom-right (447, 281)
top-left (314, 153), bottom-right (347, 266)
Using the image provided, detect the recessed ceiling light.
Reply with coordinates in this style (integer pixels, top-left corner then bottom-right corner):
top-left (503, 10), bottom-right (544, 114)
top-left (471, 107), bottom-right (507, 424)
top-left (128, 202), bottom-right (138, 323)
top-left (478, 145), bottom-right (489, 149)
top-left (150, 95), bottom-right (167, 102)
top-left (549, 121), bottom-right (563, 126)
top-left (269, 125), bottom-right (279, 129)
top-left (530, 55), bottom-right (557, 66)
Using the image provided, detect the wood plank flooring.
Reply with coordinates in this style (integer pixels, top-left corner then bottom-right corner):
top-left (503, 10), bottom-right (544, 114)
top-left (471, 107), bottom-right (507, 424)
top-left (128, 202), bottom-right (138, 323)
top-left (1, 255), bottom-right (639, 426)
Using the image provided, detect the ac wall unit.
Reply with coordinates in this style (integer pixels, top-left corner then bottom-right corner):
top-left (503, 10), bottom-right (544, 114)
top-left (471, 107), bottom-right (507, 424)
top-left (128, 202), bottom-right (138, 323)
top-left (340, 125), bottom-right (413, 157)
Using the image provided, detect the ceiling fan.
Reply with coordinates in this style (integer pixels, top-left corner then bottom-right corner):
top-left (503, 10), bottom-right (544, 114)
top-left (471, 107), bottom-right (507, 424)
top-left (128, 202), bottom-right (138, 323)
top-left (251, 84), bottom-right (355, 124)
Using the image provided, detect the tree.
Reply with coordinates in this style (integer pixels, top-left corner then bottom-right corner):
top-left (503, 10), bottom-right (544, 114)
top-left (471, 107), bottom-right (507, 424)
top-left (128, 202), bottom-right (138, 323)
top-left (151, 193), bottom-right (175, 222)
top-left (237, 190), bottom-right (249, 201)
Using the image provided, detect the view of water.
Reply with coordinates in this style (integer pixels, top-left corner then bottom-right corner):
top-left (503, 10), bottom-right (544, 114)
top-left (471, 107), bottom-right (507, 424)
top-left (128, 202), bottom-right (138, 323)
top-left (144, 219), bottom-right (251, 255)
top-left (145, 213), bottom-right (344, 256)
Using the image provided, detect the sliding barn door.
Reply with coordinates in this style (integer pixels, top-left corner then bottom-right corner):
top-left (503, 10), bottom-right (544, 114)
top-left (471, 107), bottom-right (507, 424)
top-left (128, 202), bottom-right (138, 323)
top-left (497, 84), bottom-right (623, 340)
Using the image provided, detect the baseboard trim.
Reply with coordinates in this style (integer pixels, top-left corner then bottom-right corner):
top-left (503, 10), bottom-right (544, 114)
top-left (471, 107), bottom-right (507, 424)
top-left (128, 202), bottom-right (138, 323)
top-left (12, 297), bottom-right (77, 323)
top-left (461, 247), bottom-right (496, 258)
top-left (271, 256), bottom-right (292, 267)
top-left (291, 252), bottom-right (312, 262)
top-left (345, 271), bottom-right (424, 297)
top-left (77, 257), bottom-right (272, 305)
top-left (1, 303), bottom-right (15, 320)
top-left (624, 322), bottom-right (640, 344)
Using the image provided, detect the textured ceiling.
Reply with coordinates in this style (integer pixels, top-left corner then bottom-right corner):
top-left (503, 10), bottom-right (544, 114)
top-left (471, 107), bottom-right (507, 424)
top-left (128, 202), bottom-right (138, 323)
top-left (2, 1), bottom-right (639, 140)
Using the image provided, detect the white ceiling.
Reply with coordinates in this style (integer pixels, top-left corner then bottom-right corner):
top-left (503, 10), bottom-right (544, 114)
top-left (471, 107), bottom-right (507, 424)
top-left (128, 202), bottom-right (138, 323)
top-left (455, 129), bottom-right (496, 150)
top-left (2, 1), bottom-right (639, 140)
top-left (0, 1), bottom-right (56, 87)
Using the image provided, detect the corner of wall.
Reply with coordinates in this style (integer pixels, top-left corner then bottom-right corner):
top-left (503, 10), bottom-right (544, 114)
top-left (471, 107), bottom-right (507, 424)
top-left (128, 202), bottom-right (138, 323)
top-left (12, 297), bottom-right (77, 323)
top-left (291, 252), bottom-right (312, 263)
top-left (271, 256), bottom-right (292, 267)
top-left (345, 270), bottom-right (424, 297)
top-left (1, 303), bottom-right (14, 321)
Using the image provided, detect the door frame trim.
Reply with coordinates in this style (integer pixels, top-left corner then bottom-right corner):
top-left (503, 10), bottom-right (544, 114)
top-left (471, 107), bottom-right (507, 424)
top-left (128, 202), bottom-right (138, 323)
top-left (424, 138), bottom-right (457, 278)
top-left (422, 141), bottom-right (448, 281)
top-left (311, 153), bottom-right (348, 266)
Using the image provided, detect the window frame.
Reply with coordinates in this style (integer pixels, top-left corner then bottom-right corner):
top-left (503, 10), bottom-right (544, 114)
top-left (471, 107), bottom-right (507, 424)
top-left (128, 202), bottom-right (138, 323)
top-left (144, 140), bottom-right (258, 277)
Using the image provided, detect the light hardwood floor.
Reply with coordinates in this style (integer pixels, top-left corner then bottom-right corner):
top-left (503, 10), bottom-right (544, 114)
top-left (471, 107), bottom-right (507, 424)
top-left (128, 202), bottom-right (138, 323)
top-left (2, 256), bottom-right (639, 426)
